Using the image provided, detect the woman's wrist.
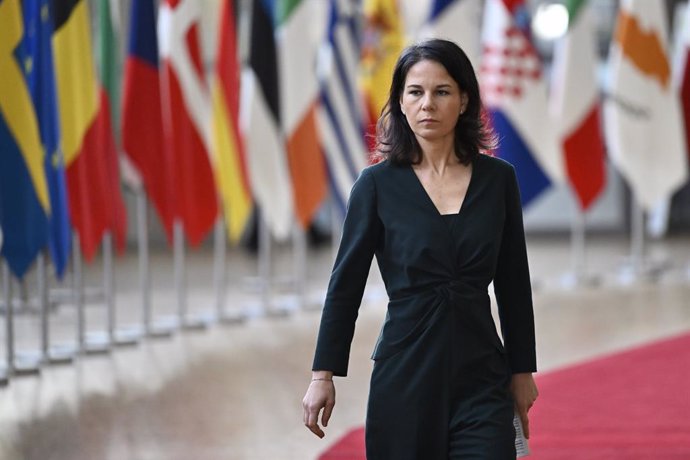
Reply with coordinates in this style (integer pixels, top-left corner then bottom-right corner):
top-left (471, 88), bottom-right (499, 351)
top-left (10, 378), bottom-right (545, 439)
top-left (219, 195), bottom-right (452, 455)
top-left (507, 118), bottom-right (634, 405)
top-left (312, 370), bottom-right (334, 381)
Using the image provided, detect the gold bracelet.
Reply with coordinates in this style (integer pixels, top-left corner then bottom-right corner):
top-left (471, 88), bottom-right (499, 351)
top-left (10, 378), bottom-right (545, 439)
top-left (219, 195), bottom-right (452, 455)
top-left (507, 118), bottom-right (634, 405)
top-left (311, 378), bottom-right (333, 382)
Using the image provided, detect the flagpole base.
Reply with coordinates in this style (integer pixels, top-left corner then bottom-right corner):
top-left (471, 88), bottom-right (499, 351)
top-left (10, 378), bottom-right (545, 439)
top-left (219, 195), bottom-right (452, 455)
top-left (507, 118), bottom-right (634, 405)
top-left (268, 294), bottom-right (299, 316)
top-left (112, 327), bottom-right (142, 347)
top-left (45, 343), bottom-right (77, 365)
top-left (13, 350), bottom-right (42, 376)
top-left (179, 312), bottom-right (213, 331)
top-left (615, 256), bottom-right (670, 286)
top-left (301, 289), bottom-right (326, 312)
top-left (145, 316), bottom-right (178, 338)
top-left (213, 310), bottom-right (248, 325)
top-left (559, 271), bottom-right (602, 290)
top-left (82, 331), bottom-right (112, 355)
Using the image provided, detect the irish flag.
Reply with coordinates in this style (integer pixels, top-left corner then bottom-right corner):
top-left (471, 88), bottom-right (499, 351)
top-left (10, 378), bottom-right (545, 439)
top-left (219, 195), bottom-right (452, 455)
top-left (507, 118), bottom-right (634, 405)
top-left (276, 0), bottom-right (329, 228)
top-left (550, 0), bottom-right (606, 211)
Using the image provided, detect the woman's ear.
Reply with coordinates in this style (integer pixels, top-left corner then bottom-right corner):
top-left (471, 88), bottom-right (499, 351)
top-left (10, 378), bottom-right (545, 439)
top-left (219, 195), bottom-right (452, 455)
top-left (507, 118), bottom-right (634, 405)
top-left (461, 92), bottom-right (469, 113)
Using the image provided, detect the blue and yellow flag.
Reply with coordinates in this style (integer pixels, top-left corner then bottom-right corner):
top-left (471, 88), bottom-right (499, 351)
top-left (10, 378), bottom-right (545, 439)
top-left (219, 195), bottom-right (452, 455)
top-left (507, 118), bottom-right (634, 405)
top-left (0, 0), bottom-right (51, 278)
top-left (22, 0), bottom-right (71, 278)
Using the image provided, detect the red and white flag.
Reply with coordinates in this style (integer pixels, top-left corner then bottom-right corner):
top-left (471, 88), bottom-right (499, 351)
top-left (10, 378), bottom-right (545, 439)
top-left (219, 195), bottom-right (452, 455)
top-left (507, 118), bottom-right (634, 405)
top-left (550, 0), bottom-right (606, 211)
top-left (158, 0), bottom-right (218, 246)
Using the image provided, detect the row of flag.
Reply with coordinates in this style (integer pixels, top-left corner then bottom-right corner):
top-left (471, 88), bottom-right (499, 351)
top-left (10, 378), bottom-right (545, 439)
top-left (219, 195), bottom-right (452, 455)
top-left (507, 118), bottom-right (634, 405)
top-left (483, 0), bottom-right (689, 214)
top-left (1, 0), bottom-right (690, 281)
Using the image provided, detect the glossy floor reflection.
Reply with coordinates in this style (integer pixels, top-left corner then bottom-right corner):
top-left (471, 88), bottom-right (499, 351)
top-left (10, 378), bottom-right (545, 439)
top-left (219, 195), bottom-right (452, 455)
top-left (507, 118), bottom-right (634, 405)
top-left (0, 235), bottom-right (689, 459)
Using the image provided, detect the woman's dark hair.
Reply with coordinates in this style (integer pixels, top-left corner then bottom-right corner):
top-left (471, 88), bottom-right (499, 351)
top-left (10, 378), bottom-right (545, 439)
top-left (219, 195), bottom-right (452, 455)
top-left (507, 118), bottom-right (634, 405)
top-left (375, 39), bottom-right (495, 165)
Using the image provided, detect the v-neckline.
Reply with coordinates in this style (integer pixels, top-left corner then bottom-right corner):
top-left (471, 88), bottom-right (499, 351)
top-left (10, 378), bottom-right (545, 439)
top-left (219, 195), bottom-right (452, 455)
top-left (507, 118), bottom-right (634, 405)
top-left (408, 155), bottom-right (478, 218)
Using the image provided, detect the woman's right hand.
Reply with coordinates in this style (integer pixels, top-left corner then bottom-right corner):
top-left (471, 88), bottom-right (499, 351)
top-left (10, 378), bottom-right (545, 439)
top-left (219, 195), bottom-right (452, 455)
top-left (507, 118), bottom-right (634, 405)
top-left (302, 371), bottom-right (335, 438)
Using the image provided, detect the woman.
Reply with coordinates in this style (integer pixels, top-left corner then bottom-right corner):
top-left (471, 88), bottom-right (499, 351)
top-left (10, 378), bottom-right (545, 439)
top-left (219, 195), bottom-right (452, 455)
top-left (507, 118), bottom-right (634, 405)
top-left (302, 39), bottom-right (538, 459)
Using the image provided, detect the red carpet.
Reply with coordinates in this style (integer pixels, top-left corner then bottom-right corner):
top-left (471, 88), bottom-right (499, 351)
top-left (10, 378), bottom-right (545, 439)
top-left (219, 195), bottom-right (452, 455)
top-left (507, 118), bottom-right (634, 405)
top-left (318, 333), bottom-right (690, 459)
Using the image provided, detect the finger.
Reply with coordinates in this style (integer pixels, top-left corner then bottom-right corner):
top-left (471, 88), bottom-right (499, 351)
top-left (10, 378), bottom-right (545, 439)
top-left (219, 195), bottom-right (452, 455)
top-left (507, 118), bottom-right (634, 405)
top-left (322, 400), bottom-right (335, 427)
top-left (306, 409), bottom-right (325, 438)
top-left (521, 412), bottom-right (530, 439)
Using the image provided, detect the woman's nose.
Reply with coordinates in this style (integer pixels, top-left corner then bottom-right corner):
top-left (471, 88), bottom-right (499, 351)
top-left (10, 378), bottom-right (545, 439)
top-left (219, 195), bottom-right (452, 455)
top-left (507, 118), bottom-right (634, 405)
top-left (421, 94), bottom-right (435, 111)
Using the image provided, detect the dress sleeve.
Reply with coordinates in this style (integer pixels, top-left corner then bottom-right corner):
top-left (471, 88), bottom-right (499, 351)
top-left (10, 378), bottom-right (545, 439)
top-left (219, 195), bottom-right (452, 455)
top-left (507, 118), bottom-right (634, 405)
top-left (312, 168), bottom-right (381, 377)
top-left (494, 165), bottom-right (537, 374)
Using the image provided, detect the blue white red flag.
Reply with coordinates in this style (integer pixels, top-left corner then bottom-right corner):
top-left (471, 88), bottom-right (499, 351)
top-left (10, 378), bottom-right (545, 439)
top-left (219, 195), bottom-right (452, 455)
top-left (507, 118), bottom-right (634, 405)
top-left (480, 0), bottom-right (564, 207)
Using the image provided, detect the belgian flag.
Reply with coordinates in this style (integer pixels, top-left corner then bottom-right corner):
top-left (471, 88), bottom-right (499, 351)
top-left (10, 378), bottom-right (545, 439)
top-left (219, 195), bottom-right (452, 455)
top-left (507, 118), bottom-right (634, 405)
top-left (53, 0), bottom-right (126, 260)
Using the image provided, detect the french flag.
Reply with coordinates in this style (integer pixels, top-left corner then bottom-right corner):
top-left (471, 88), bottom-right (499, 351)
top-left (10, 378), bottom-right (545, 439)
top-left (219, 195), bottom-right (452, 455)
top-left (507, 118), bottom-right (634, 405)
top-left (480, 0), bottom-right (564, 207)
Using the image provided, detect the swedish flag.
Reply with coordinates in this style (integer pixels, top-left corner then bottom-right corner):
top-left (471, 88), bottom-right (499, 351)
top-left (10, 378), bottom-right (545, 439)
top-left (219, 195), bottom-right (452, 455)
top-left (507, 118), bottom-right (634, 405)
top-left (0, 0), bottom-right (51, 278)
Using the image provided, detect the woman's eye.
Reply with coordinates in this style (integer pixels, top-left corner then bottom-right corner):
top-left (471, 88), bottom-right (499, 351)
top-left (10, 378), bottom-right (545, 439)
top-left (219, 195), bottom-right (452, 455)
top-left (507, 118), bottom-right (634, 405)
top-left (437, 90), bottom-right (449, 96)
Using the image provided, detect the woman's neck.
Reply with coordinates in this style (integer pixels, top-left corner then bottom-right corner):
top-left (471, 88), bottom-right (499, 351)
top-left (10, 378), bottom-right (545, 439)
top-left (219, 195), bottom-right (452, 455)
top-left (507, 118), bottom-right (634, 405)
top-left (417, 137), bottom-right (458, 175)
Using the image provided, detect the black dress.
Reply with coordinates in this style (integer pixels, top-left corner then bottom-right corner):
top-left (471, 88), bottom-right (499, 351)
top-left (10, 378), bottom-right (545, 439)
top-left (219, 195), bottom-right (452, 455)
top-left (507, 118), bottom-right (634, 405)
top-left (312, 153), bottom-right (536, 459)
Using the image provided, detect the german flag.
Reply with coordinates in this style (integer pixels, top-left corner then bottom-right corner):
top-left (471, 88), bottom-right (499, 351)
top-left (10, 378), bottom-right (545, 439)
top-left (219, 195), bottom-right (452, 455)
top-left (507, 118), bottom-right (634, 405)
top-left (211, 0), bottom-right (252, 243)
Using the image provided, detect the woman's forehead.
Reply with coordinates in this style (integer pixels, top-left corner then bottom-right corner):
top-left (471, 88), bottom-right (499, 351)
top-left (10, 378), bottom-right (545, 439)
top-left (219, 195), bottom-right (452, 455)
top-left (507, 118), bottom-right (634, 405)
top-left (404, 60), bottom-right (456, 85)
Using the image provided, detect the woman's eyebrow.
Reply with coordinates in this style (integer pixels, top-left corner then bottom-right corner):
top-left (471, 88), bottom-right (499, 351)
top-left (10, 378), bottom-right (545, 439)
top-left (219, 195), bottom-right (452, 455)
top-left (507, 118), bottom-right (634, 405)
top-left (405, 83), bottom-right (453, 89)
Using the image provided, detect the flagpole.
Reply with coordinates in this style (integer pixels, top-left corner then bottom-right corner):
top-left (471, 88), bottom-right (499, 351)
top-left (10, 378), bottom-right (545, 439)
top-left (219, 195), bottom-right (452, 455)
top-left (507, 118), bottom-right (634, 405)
top-left (619, 197), bottom-right (664, 284)
top-left (258, 210), bottom-right (271, 315)
top-left (136, 191), bottom-right (172, 338)
top-left (73, 233), bottom-right (109, 355)
top-left (103, 231), bottom-right (139, 346)
top-left (38, 252), bottom-right (74, 364)
top-left (258, 209), bottom-right (288, 317)
top-left (294, 223), bottom-right (318, 311)
top-left (104, 232), bottom-right (115, 344)
top-left (212, 215), bottom-right (245, 324)
top-left (561, 205), bottom-right (600, 289)
top-left (2, 262), bottom-right (13, 385)
top-left (6, 269), bottom-right (40, 375)
top-left (174, 219), bottom-right (207, 330)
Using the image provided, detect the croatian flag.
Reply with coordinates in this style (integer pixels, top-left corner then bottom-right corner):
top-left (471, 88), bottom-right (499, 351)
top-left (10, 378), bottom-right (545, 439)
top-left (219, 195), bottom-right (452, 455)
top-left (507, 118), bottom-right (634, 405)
top-left (480, 0), bottom-right (564, 207)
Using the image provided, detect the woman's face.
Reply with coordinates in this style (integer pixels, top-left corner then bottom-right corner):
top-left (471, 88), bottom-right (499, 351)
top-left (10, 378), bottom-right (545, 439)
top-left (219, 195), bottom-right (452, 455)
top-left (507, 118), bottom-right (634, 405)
top-left (399, 59), bottom-right (468, 145)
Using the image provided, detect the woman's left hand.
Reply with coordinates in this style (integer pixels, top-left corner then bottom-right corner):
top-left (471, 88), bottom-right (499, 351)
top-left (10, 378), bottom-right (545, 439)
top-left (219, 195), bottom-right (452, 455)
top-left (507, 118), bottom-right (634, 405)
top-left (510, 372), bottom-right (538, 439)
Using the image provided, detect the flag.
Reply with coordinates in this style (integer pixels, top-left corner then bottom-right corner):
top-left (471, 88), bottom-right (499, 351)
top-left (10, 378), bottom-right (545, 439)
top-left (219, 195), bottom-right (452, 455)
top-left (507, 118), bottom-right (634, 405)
top-left (211, 0), bottom-right (252, 243)
top-left (0, 0), bottom-right (50, 278)
top-left (361, 0), bottom-right (404, 145)
top-left (674, 2), bottom-right (690, 163)
top-left (121, 0), bottom-right (174, 241)
top-left (95, 0), bottom-right (127, 252)
top-left (316, 0), bottom-right (369, 214)
top-left (276, 0), bottom-right (329, 228)
top-left (241, 0), bottom-right (294, 240)
top-left (419, 0), bottom-right (483, 69)
top-left (550, 0), bottom-right (606, 211)
top-left (604, 0), bottom-right (688, 211)
top-left (480, 0), bottom-right (564, 207)
top-left (158, 0), bottom-right (218, 246)
top-left (53, 0), bottom-right (118, 261)
top-left (22, 0), bottom-right (71, 277)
